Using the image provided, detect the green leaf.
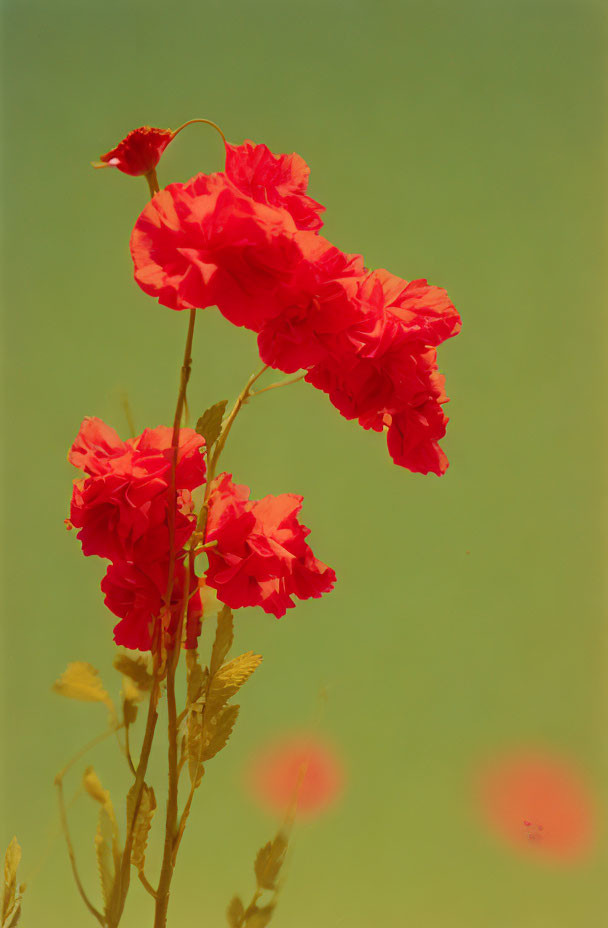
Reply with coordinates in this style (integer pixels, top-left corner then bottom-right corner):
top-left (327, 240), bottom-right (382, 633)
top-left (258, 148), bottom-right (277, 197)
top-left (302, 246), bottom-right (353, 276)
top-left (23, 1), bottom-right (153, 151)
top-left (207, 652), bottom-right (262, 714)
top-left (246, 905), bottom-right (276, 928)
top-left (186, 649), bottom-right (206, 706)
top-left (201, 704), bottom-right (239, 762)
top-left (187, 705), bottom-right (205, 789)
top-left (254, 831), bottom-right (288, 891)
top-left (127, 783), bottom-right (156, 872)
top-left (95, 807), bottom-right (115, 912)
top-left (52, 662), bottom-right (114, 713)
top-left (210, 605), bottom-right (234, 677)
top-left (2, 837), bottom-right (21, 924)
top-left (113, 653), bottom-right (153, 691)
top-left (196, 400), bottom-right (228, 449)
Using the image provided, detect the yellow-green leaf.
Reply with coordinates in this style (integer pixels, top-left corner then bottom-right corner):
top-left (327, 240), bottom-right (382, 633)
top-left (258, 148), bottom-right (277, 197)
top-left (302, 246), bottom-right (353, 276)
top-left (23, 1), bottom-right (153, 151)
top-left (127, 783), bottom-right (156, 872)
top-left (114, 653), bottom-right (153, 691)
top-left (254, 831), bottom-right (288, 891)
top-left (246, 905), bottom-right (276, 928)
top-left (187, 706), bottom-right (205, 789)
top-left (52, 662), bottom-right (114, 712)
top-left (210, 604), bottom-right (234, 677)
top-left (201, 704), bottom-right (239, 762)
top-left (226, 895), bottom-right (245, 928)
top-left (186, 649), bottom-right (206, 705)
top-left (95, 807), bottom-right (115, 911)
top-left (208, 652), bottom-right (262, 712)
top-left (2, 837), bottom-right (21, 923)
top-left (195, 400), bottom-right (228, 449)
top-left (83, 766), bottom-right (110, 806)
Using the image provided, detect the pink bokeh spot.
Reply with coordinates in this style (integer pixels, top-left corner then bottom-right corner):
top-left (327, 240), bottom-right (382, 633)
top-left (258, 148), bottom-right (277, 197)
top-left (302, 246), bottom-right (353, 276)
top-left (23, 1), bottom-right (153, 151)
top-left (247, 735), bottom-right (345, 819)
top-left (477, 749), bottom-right (597, 863)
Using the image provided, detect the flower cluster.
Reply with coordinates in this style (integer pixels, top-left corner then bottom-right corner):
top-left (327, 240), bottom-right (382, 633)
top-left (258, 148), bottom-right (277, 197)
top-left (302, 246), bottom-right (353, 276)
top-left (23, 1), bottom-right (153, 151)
top-left (67, 419), bottom-right (335, 649)
top-left (204, 473), bottom-right (336, 617)
top-left (130, 138), bottom-right (460, 474)
top-left (67, 417), bottom-right (206, 650)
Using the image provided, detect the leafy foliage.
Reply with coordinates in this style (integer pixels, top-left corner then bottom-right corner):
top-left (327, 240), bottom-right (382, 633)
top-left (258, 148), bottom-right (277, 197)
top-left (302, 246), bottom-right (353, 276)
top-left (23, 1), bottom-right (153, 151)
top-left (52, 662), bottom-right (114, 713)
top-left (195, 400), bottom-right (228, 450)
top-left (2, 837), bottom-right (24, 928)
top-left (114, 653), bottom-right (154, 691)
top-left (127, 782), bottom-right (156, 872)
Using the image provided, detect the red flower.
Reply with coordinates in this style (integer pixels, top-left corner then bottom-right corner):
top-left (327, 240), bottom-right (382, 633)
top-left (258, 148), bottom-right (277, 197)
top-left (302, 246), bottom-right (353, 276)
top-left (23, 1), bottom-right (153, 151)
top-left (68, 418), bottom-right (206, 562)
top-left (204, 473), bottom-right (336, 617)
top-left (224, 140), bottom-right (325, 232)
top-left (477, 749), bottom-right (596, 863)
top-left (247, 734), bottom-right (344, 818)
top-left (94, 126), bottom-right (174, 177)
top-left (101, 557), bottom-right (202, 651)
top-left (130, 172), bottom-right (302, 328)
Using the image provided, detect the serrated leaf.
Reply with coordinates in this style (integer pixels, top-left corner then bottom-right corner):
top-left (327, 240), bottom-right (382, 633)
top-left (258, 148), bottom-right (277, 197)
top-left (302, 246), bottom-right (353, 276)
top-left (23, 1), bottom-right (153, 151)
top-left (84, 768), bottom-right (120, 872)
top-left (187, 707), bottom-right (205, 789)
top-left (126, 783), bottom-right (156, 872)
top-left (114, 653), bottom-right (153, 691)
top-left (95, 807), bottom-right (115, 911)
top-left (195, 400), bottom-right (228, 449)
top-left (207, 652), bottom-right (262, 713)
top-left (246, 904), bottom-right (276, 928)
top-left (83, 767), bottom-right (110, 806)
top-left (201, 704), bottom-right (239, 762)
top-left (52, 662), bottom-right (114, 712)
top-left (186, 649), bottom-right (206, 705)
top-left (210, 605), bottom-right (234, 677)
top-left (2, 837), bottom-right (21, 923)
top-left (226, 895), bottom-right (245, 928)
top-left (254, 831), bottom-right (288, 891)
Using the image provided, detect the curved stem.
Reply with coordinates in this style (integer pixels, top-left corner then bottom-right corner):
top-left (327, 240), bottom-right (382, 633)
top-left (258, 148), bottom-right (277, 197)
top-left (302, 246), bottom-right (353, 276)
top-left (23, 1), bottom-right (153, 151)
top-left (55, 778), bottom-right (106, 925)
top-left (206, 364), bottom-right (269, 492)
top-left (171, 118), bottom-right (226, 146)
top-left (250, 371), bottom-right (306, 397)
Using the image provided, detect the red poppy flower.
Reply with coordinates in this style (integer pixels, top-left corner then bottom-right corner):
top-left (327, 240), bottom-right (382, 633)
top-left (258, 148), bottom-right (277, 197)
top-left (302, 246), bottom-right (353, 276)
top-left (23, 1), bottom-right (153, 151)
top-left (247, 734), bottom-right (344, 818)
top-left (94, 126), bottom-right (174, 177)
top-left (204, 473), bottom-right (336, 617)
top-left (130, 172), bottom-right (303, 328)
top-left (101, 557), bottom-right (202, 651)
top-left (477, 749), bottom-right (596, 863)
top-left (224, 140), bottom-right (325, 232)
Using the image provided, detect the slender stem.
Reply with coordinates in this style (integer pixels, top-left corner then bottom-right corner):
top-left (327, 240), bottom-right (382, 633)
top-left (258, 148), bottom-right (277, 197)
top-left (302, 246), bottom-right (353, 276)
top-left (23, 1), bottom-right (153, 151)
top-left (108, 677), bottom-right (160, 926)
top-left (250, 371), bottom-right (306, 397)
top-left (162, 309), bottom-right (197, 640)
top-left (145, 169), bottom-right (160, 197)
top-left (55, 778), bottom-right (105, 925)
top-left (171, 118), bottom-right (226, 146)
top-left (55, 725), bottom-right (122, 783)
top-left (154, 546), bottom-right (193, 927)
top-left (206, 364), bottom-right (269, 492)
top-left (124, 724), bottom-right (136, 776)
top-left (138, 871), bottom-right (157, 899)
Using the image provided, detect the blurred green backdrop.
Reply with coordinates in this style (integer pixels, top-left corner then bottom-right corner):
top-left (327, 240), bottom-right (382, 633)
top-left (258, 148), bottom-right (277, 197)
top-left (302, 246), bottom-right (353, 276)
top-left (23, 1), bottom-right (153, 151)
top-left (2, 0), bottom-right (606, 925)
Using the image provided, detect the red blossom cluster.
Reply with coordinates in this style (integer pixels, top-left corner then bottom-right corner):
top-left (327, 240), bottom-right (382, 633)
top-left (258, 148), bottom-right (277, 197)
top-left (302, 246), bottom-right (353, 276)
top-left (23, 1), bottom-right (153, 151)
top-left (205, 473), bottom-right (336, 617)
top-left (130, 138), bottom-right (460, 474)
top-left (67, 419), bottom-right (335, 650)
top-left (67, 417), bottom-right (206, 651)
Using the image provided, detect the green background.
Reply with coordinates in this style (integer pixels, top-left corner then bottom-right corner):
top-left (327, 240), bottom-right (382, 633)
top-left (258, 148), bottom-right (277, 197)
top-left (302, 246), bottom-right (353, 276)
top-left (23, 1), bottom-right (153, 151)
top-left (2, 0), bottom-right (606, 924)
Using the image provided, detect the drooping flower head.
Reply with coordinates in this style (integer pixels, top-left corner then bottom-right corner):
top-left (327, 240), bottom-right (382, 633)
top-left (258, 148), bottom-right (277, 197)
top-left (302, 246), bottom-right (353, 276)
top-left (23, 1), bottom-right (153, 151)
top-left (93, 126), bottom-right (175, 177)
top-left (204, 473), bottom-right (336, 617)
